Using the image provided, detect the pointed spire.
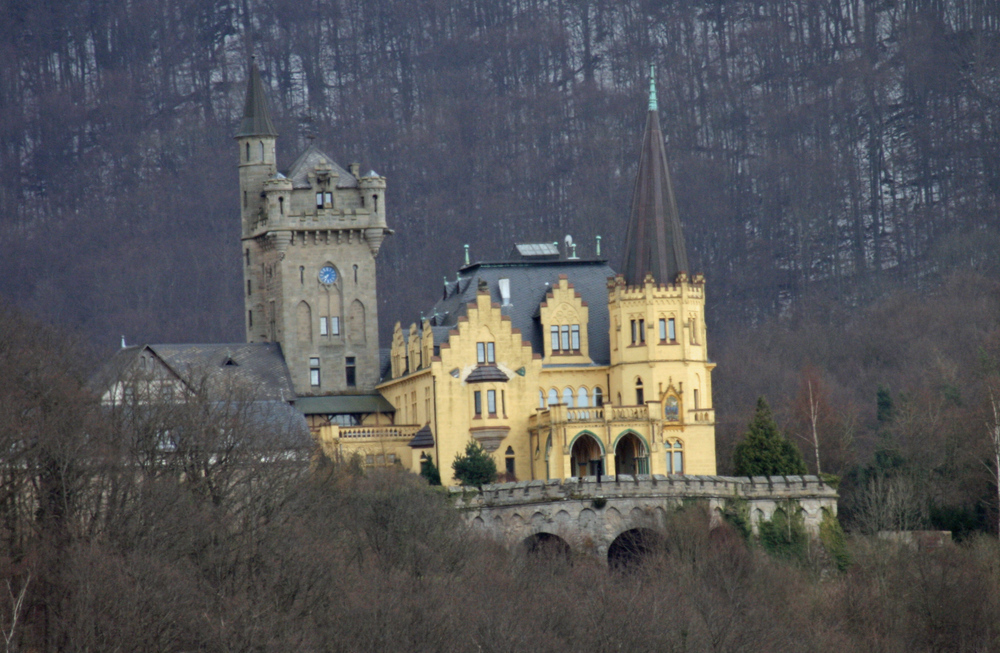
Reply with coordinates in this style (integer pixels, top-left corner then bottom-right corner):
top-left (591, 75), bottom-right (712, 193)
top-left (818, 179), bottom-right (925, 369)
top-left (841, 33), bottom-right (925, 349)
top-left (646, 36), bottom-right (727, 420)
top-left (235, 57), bottom-right (278, 138)
top-left (620, 66), bottom-right (689, 286)
top-left (648, 64), bottom-right (658, 111)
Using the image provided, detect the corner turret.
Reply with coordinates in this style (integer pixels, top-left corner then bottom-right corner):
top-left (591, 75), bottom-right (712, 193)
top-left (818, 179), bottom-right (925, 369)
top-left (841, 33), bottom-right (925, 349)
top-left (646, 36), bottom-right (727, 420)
top-left (236, 58), bottom-right (278, 236)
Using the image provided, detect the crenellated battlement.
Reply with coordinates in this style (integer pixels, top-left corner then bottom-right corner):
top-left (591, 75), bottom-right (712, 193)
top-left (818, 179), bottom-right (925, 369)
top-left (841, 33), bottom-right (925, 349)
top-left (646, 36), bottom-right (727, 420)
top-left (450, 474), bottom-right (836, 509)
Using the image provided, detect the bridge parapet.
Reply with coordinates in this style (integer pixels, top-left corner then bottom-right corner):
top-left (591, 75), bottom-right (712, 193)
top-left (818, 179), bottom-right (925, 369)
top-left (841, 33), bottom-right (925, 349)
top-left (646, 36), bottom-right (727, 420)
top-left (449, 474), bottom-right (837, 509)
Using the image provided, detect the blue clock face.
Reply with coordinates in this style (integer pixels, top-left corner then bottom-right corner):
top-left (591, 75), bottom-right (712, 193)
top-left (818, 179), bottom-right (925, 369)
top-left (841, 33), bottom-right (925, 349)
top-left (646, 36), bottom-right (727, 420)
top-left (318, 266), bottom-right (338, 285)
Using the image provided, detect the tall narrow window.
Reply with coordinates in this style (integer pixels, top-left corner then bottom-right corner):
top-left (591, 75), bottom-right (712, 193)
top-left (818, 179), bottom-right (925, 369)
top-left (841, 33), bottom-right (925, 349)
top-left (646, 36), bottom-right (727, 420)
top-left (477, 342), bottom-right (486, 364)
top-left (635, 379), bottom-right (644, 405)
top-left (668, 318), bottom-right (676, 342)
top-left (331, 317), bottom-right (340, 335)
top-left (693, 389), bottom-right (700, 410)
top-left (562, 387), bottom-right (574, 407)
top-left (246, 280), bottom-right (251, 296)
top-left (547, 389), bottom-right (558, 407)
top-left (561, 325), bottom-right (570, 351)
top-left (309, 358), bottom-right (321, 387)
top-left (246, 143), bottom-right (250, 161)
top-left (300, 266), bottom-right (304, 284)
top-left (316, 192), bottom-right (323, 209)
top-left (258, 141), bottom-right (264, 160)
top-left (245, 249), bottom-right (250, 266)
top-left (690, 318), bottom-right (697, 344)
top-left (639, 319), bottom-right (645, 343)
top-left (353, 264), bottom-right (358, 283)
top-left (571, 325), bottom-right (580, 350)
top-left (345, 357), bottom-right (356, 387)
top-left (501, 390), bottom-right (506, 416)
top-left (505, 446), bottom-right (515, 477)
top-left (487, 390), bottom-right (496, 415)
top-left (550, 326), bottom-right (559, 352)
top-left (539, 390), bottom-right (545, 409)
top-left (594, 387), bottom-right (603, 406)
top-left (659, 318), bottom-right (667, 341)
top-left (486, 342), bottom-right (495, 363)
top-left (373, 195), bottom-right (379, 212)
top-left (248, 310), bottom-right (253, 328)
top-left (324, 191), bottom-right (333, 206)
top-left (278, 196), bottom-right (284, 214)
top-left (631, 320), bottom-right (638, 345)
top-left (243, 191), bottom-right (247, 208)
top-left (474, 391), bottom-right (482, 416)
top-left (668, 442), bottom-right (684, 474)
top-left (320, 316), bottom-right (329, 336)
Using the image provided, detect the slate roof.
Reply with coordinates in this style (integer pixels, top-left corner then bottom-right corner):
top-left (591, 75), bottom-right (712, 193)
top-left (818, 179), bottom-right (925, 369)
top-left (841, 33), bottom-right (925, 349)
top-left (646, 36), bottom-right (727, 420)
top-left (235, 60), bottom-right (278, 138)
top-left (465, 365), bottom-right (509, 383)
top-left (621, 74), bottom-right (690, 285)
top-left (422, 257), bottom-right (616, 366)
top-left (295, 394), bottom-right (395, 415)
top-left (96, 342), bottom-right (296, 402)
top-left (285, 143), bottom-right (359, 189)
top-left (408, 424), bottom-right (435, 448)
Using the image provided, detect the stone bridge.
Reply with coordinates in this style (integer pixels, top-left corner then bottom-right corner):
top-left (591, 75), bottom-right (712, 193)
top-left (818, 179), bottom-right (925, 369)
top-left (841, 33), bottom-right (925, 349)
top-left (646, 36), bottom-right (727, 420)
top-left (450, 474), bottom-right (838, 563)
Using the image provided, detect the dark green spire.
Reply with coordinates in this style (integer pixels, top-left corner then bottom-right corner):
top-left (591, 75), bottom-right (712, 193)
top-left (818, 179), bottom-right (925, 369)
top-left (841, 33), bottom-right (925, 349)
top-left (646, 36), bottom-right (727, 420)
top-left (235, 58), bottom-right (278, 138)
top-left (620, 66), bottom-right (689, 286)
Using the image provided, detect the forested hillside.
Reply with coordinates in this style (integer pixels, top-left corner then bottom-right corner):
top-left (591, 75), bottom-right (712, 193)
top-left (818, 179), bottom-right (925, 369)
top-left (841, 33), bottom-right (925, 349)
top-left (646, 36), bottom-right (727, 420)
top-left (5, 0), bottom-right (1000, 345)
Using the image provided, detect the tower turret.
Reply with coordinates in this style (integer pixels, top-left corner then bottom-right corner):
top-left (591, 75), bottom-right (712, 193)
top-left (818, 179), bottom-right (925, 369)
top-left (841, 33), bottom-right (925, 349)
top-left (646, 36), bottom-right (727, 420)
top-left (235, 58), bottom-right (278, 236)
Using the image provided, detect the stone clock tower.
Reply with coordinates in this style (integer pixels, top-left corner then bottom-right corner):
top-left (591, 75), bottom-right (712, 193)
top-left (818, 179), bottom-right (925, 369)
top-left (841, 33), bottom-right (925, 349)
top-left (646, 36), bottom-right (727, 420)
top-left (235, 59), bottom-right (390, 396)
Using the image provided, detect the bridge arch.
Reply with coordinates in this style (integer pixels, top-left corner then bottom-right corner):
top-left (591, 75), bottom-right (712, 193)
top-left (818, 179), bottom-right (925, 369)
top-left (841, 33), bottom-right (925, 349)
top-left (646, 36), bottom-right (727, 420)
top-left (520, 532), bottom-right (571, 561)
top-left (608, 527), bottom-right (663, 570)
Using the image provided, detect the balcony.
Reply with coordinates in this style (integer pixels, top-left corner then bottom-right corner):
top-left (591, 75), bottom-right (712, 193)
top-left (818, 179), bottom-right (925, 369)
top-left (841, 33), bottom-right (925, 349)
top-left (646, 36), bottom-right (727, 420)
top-left (331, 424), bottom-right (420, 440)
top-left (528, 404), bottom-right (715, 430)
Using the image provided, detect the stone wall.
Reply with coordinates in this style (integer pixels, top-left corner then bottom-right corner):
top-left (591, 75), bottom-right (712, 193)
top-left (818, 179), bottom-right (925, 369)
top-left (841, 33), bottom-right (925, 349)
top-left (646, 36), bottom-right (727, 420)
top-left (450, 474), bottom-right (838, 560)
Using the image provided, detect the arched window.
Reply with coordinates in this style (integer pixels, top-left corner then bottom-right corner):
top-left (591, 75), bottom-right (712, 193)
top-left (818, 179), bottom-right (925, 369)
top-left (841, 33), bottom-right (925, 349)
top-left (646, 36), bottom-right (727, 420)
top-left (577, 387), bottom-right (589, 408)
top-left (245, 142), bottom-right (250, 161)
top-left (562, 387), bottom-right (574, 407)
top-left (667, 441), bottom-right (684, 474)
top-left (538, 390), bottom-right (545, 409)
top-left (594, 387), bottom-right (604, 407)
top-left (635, 378), bottom-right (644, 405)
top-left (278, 196), bottom-right (284, 215)
top-left (547, 389), bottom-right (558, 407)
top-left (353, 264), bottom-right (359, 283)
top-left (505, 446), bottom-right (515, 478)
top-left (259, 141), bottom-right (264, 160)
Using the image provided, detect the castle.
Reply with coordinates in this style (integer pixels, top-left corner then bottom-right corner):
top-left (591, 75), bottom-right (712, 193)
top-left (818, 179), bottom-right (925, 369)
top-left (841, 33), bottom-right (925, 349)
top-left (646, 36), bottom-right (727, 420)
top-left (103, 61), bottom-right (719, 487)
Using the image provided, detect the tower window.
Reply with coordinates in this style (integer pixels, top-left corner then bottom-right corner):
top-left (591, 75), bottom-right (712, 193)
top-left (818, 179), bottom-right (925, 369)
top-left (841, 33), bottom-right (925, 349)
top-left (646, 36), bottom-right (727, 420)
top-left (309, 357), bottom-right (321, 387)
top-left (243, 191), bottom-right (247, 208)
top-left (693, 389), bottom-right (699, 410)
top-left (300, 266), bottom-right (304, 284)
top-left (278, 196), bottom-right (284, 214)
top-left (316, 192), bottom-right (323, 209)
top-left (690, 318), bottom-right (697, 344)
top-left (259, 141), bottom-right (264, 160)
top-left (320, 316), bottom-right (328, 336)
top-left (668, 318), bottom-right (676, 342)
top-left (631, 320), bottom-right (637, 345)
top-left (248, 310), bottom-right (253, 327)
top-left (639, 319), bottom-right (645, 343)
top-left (346, 356), bottom-right (356, 386)
top-left (246, 143), bottom-right (250, 161)
top-left (247, 280), bottom-right (251, 296)
top-left (245, 249), bottom-right (250, 266)
top-left (331, 317), bottom-right (340, 335)
top-left (353, 264), bottom-right (358, 283)
top-left (373, 194), bottom-right (379, 212)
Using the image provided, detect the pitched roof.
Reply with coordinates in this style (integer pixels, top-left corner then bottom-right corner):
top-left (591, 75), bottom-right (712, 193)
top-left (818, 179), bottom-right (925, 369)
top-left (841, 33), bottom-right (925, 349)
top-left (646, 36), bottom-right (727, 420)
top-left (408, 424), bottom-right (435, 448)
top-left (422, 257), bottom-right (615, 366)
top-left (96, 342), bottom-right (296, 402)
top-left (620, 70), bottom-right (689, 285)
top-left (235, 59), bottom-right (278, 138)
top-left (285, 143), bottom-right (358, 189)
top-left (465, 365), bottom-right (509, 383)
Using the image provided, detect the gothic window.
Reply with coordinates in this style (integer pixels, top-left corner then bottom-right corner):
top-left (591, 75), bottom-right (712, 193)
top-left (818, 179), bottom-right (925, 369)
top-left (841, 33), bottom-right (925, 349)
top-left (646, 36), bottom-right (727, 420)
top-left (476, 342), bottom-right (495, 364)
top-left (693, 389), bottom-right (700, 410)
top-left (560, 325), bottom-right (570, 351)
top-left (577, 387), bottom-right (589, 408)
top-left (345, 357), bottom-right (356, 387)
top-left (348, 300), bottom-right (366, 344)
top-left (635, 378), bottom-right (644, 405)
top-left (309, 357), bottom-right (321, 387)
top-left (630, 319), bottom-right (637, 344)
top-left (594, 387), bottom-right (604, 406)
top-left (562, 387), bottom-right (574, 407)
top-left (547, 388), bottom-right (558, 407)
top-left (668, 318), bottom-right (676, 341)
top-left (297, 301), bottom-right (313, 342)
top-left (505, 446), bottom-right (515, 477)
top-left (258, 141), bottom-right (264, 160)
top-left (539, 390), bottom-right (545, 409)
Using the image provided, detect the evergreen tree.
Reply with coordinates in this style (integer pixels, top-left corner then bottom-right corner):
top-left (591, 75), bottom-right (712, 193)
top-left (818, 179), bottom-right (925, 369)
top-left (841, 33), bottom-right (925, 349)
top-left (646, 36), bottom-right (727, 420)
top-left (452, 440), bottom-right (497, 487)
top-left (420, 454), bottom-right (441, 486)
top-left (733, 397), bottom-right (808, 476)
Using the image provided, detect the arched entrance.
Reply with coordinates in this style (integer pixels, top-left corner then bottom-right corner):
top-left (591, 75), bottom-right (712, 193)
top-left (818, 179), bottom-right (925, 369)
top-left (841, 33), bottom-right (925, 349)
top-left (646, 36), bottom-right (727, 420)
top-left (608, 528), bottom-right (662, 570)
top-left (614, 432), bottom-right (649, 475)
top-left (520, 533), bottom-right (572, 561)
top-left (570, 433), bottom-right (604, 478)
